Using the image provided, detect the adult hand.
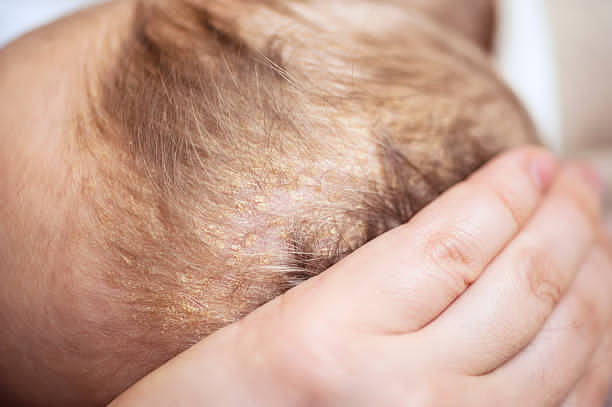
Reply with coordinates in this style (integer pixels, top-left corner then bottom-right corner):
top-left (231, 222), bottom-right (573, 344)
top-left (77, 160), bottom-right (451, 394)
top-left (110, 147), bottom-right (612, 406)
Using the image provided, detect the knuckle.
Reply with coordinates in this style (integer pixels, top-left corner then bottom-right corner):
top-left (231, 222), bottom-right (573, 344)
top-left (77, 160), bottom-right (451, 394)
top-left (517, 247), bottom-right (564, 310)
top-left (424, 230), bottom-right (481, 289)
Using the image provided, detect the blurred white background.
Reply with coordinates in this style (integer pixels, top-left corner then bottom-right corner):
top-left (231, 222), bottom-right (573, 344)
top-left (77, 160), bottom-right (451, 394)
top-left (0, 1), bottom-right (102, 46)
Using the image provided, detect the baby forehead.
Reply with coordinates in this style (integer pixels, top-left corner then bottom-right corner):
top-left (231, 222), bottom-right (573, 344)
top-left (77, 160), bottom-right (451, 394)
top-left (0, 3), bottom-right (128, 260)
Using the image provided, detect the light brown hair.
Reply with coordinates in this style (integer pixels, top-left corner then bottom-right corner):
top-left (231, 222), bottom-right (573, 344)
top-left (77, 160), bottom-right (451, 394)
top-left (74, 0), bottom-right (534, 396)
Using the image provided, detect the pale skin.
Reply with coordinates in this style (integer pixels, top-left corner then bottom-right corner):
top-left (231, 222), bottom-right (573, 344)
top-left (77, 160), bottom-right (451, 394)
top-left (111, 148), bottom-right (612, 406)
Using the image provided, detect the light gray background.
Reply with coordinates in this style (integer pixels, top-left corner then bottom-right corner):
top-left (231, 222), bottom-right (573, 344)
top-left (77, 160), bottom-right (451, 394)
top-left (0, 0), bottom-right (101, 46)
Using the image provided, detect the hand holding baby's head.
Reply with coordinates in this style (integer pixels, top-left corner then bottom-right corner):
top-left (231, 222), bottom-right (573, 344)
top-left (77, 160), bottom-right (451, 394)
top-left (0, 0), bottom-right (534, 405)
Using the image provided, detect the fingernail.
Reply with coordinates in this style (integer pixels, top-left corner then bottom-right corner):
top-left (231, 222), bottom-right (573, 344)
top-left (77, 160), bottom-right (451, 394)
top-left (578, 164), bottom-right (604, 196)
top-left (529, 154), bottom-right (557, 190)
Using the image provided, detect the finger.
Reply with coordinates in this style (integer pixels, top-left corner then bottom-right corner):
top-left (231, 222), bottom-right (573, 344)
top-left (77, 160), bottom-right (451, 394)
top-left (485, 240), bottom-right (612, 407)
top-left (419, 163), bottom-right (602, 374)
top-left (302, 147), bottom-right (556, 333)
top-left (562, 235), bottom-right (612, 407)
top-left (561, 327), bottom-right (612, 407)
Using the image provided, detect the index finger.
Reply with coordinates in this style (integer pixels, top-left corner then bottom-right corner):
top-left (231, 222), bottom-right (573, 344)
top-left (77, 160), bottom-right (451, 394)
top-left (306, 146), bottom-right (557, 334)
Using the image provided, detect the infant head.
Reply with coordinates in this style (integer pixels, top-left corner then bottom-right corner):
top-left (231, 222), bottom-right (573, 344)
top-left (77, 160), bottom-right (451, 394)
top-left (0, 0), bottom-right (535, 405)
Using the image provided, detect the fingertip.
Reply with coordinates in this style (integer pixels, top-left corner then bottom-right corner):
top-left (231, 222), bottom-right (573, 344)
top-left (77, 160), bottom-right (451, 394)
top-left (506, 146), bottom-right (558, 191)
top-left (528, 150), bottom-right (558, 191)
top-left (475, 146), bottom-right (558, 192)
